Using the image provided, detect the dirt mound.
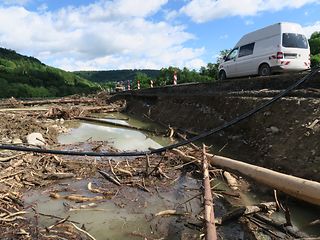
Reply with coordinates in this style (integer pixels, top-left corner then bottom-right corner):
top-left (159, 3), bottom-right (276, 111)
top-left (125, 93), bottom-right (320, 181)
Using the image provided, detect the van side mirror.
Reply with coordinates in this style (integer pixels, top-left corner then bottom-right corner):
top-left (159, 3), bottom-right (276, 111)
top-left (223, 56), bottom-right (227, 61)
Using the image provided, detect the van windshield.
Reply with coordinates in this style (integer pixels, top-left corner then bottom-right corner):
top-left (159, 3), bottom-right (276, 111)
top-left (282, 33), bottom-right (308, 49)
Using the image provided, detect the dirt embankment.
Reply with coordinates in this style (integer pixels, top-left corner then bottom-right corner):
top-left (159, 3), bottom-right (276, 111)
top-left (125, 75), bottom-right (320, 182)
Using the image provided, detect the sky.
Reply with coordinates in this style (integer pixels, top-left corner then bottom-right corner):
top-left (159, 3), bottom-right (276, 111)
top-left (0, 0), bottom-right (320, 71)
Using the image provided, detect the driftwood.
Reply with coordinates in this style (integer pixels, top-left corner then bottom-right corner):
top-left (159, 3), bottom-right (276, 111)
top-left (49, 192), bottom-right (104, 202)
top-left (202, 145), bottom-right (217, 240)
top-left (76, 116), bottom-right (165, 134)
top-left (0, 153), bottom-right (27, 162)
top-left (215, 202), bottom-right (277, 225)
top-left (172, 148), bottom-right (199, 164)
top-left (154, 209), bottom-right (187, 217)
top-left (114, 167), bottom-right (133, 177)
top-left (210, 155), bottom-right (320, 206)
top-left (250, 213), bottom-right (309, 239)
top-left (69, 222), bottom-right (97, 240)
top-left (44, 172), bottom-right (75, 180)
top-left (223, 171), bottom-right (239, 190)
top-left (98, 170), bottom-right (121, 186)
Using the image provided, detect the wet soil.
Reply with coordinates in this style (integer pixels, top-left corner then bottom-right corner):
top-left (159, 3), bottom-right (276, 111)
top-left (0, 94), bottom-right (319, 239)
top-left (124, 77), bottom-right (320, 182)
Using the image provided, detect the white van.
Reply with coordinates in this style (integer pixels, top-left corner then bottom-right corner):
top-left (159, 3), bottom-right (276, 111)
top-left (218, 22), bottom-right (310, 80)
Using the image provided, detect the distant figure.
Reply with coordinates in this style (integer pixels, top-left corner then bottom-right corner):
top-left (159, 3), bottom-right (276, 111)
top-left (150, 80), bottom-right (154, 88)
top-left (127, 80), bottom-right (131, 90)
top-left (137, 80), bottom-right (140, 90)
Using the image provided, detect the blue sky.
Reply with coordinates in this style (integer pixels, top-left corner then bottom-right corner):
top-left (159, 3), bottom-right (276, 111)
top-left (0, 0), bottom-right (320, 71)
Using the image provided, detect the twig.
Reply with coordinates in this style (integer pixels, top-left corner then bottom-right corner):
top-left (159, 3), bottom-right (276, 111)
top-left (108, 160), bottom-right (121, 183)
top-left (98, 170), bottom-right (121, 186)
top-left (147, 156), bottom-right (164, 177)
top-left (0, 153), bottom-right (27, 162)
top-left (47, 216), bottom-right (70, 230)
top-left (69, 222), bottom-right (96, 240)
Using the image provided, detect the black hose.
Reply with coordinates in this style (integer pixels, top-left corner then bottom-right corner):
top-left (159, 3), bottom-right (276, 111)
top-left (0, 68), bottom-right (319, 157)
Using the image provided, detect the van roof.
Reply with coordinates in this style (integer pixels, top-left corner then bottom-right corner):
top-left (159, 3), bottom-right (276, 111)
top-left (235, 22), bottom-right (305, 47)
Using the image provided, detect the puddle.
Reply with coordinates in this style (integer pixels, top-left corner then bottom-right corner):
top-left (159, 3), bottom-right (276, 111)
top-left (23, 175), bottom-right (202, 240)
top-left (238, 187), bottom-right (320, 236)
top-left (58, 113), bottom-right (172, 151)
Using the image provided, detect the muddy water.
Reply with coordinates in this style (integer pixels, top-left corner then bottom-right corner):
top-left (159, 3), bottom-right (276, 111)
top-left (24, 113), bottom-right (320, 239)
top-left (23, 175), bottom-right (202, 239)
top-left (24, 113), bottom-right (202, 239)
top-left (58, 113), bottom-right (172, 151)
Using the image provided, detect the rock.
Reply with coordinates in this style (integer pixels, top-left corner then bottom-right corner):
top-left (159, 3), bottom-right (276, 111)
top-left (266, 126), bottom-right (280, 134)
top-left (11, 138), bottom-right (23, 144)
top-left (26, 133), bottom-right (46, 146)
top-left (1, 137), bottom-right (11, 144)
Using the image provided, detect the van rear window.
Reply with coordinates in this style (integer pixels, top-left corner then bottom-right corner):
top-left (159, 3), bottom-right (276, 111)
top-left (282, 33), bottom-right (308, 49)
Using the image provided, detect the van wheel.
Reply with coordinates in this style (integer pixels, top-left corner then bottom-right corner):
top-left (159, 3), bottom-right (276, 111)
top-left (259, 64), bottom-right (271, 76)
top-left (219, 70), bottom-right (227, 80)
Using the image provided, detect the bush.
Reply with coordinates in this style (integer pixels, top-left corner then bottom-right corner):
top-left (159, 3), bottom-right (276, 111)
top-left (311, 54), bottom-right (320, 68)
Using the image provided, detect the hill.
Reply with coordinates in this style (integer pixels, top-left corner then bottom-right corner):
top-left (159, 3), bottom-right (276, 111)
top-left (75, 69), bottom-right (160, 83)
top-left (0, 48), bottom-right (100, 98)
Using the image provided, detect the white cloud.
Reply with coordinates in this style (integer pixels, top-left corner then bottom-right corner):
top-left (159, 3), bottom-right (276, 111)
top-left (245, 20), bottom-right (254, 26)
top-left (181, 0), bottom-right (320, 23)
top-left (0, 0), bottom-right (205, 70)
top-left (163, 9), bottom-right (179, 21)
top-left (303, 21), bottom-right (320, 38)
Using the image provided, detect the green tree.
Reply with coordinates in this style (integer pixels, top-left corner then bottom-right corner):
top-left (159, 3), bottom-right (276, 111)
top-left (309, 31), bottom-right (320, 68)
top-left (309, 32), bottom-right (320, 55)
top-left (133, 72), bottom-right (151, 89)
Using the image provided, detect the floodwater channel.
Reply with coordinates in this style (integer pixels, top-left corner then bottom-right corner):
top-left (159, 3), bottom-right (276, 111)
top-left (23, 113), bottom-right (320, 239)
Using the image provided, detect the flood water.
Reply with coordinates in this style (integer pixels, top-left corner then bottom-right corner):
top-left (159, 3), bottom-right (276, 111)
top-left (58, 112), bottom-right (172, 151)
top-left (23, 174), bottom-right (202, 239)
top-left (24, 113), bottom-right (202, 239)
top-left (23, 112), bottom-right (320, 239)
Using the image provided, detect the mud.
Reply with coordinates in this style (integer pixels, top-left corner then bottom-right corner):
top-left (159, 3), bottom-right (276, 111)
top-left (0, 93), bottom-right (319, 239)
top-left (124, 73), bottom-right (320, 182)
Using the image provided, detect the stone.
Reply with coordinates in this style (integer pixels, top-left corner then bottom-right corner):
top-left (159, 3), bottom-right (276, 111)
top-left (266, 126), bottom-right (280, 134)
top-left (11, 138), bottom-right (23, 144)
top-left (26, 133), bottom-right (46, 146)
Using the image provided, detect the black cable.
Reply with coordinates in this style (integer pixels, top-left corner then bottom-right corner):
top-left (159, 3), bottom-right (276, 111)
top-left (0, 68), bottom-right (319, 157)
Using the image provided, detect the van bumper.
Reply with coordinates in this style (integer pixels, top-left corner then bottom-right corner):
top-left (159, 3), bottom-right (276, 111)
top-left (271, 65), bottom-right (310, 73)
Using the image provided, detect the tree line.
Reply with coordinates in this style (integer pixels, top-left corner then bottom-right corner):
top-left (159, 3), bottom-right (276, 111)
top-left (0, 48), bottom-right (100, 98)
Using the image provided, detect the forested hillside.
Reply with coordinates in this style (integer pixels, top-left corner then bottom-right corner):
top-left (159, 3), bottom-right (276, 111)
top-left (0, 48), bottom-right (100, 98)
top-left (75, 69), bottom-right (160, 83)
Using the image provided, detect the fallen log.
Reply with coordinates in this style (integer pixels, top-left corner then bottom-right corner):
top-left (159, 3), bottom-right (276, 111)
top-left (202, 145), bottom-right (217, 240)
top-left (75, 116), bottom-right (165, 134)
top-left (215, 202), bottom-right (277, 225)
top-left (210, 155), bottom-right (320, 206)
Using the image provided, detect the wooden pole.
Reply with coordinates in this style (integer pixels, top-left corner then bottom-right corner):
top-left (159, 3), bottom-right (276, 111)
top-left (210, 155), bottom-right (320, 206)
top-left (202, 145), bottom-right (217, 240)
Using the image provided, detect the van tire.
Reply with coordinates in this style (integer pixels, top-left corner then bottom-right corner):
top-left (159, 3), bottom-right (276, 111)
top-left (219, 70), bottom-right (227, 80)
top-left (259, 64), bottom-right (271, 76)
